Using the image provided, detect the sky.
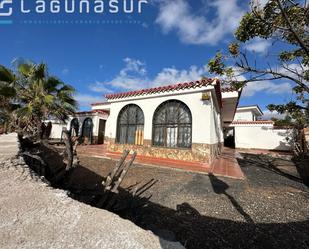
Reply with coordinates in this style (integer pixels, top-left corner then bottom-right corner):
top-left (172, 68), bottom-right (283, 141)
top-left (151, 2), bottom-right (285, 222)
top-left (0, 0), bottom-right (296, 118)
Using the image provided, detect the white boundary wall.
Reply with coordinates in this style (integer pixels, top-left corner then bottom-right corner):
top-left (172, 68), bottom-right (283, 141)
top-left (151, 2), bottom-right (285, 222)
top-left (233, 124), bottom-right (293, 151)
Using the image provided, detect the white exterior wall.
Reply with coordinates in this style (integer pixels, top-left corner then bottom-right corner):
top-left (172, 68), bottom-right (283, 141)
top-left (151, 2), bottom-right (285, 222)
top-left (100, 88), bottom-right (220, 145)
top-left (234, 125), bottom-right (293, 151)
top-left (67, 116), bottom-right (99, 137)
top-left (234, 110), bottom-right (254, 121)
top-left (209, 95), bottom-right (223, 144)
top-left (49, 113), bottom-right (108, 140)
top-left (67, 114), bottom-right (108, 137)
top-left (49, 122), bottom-right (66, 139)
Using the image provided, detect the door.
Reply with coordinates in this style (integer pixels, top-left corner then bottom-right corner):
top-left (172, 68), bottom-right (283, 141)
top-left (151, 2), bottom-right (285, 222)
top-left (98, 119), bottom-right (106, 144)
top-left (224, 127), bottom-right (235, 148)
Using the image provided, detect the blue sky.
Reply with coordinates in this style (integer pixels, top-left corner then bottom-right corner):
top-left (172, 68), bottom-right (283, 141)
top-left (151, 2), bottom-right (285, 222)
top-left (0, 0), bottom-right (295, 118)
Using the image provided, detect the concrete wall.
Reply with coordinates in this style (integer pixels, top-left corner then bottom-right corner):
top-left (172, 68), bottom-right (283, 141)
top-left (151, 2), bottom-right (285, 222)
top-left (49, 122), bottom-right (66, 139)
top-left (234, 110), bottom-right (255, 121)
top-left (234, 125), bottom-right (293, 151)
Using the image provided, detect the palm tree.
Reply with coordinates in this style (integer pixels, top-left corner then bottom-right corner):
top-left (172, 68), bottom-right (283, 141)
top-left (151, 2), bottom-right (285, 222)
top-left (0, 61), bottom-right (77, 137)
top-left (0, 65), bottom-right (17, 132)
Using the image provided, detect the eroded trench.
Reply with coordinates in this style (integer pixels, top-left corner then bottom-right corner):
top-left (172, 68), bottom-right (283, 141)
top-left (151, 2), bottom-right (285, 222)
top-left (17, 136), bottom-right (309, 249)
top-left (18, 137), bottom-right (191, 247)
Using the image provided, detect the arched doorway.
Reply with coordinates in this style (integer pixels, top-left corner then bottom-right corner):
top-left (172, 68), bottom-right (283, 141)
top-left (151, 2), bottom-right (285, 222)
top-left (81, 118), bottom-right (93, 144)
top-left (152, 100), bottom-right (192, 148)
top-left (116, 104), bottom-right (144, 145)
top-left (70, 118), bottom-right (79, 137)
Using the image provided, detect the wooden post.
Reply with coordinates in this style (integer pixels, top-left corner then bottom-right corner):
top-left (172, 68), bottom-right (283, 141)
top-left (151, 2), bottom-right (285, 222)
top-left (103, 149), bottom-right (129, 191)
top-left (111, 151), bottom-right (137, 193)
top-left (99, 150), bottom-right (137, 209)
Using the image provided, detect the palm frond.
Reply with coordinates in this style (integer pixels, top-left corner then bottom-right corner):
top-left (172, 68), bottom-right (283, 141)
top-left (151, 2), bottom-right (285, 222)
top-left (18, 63), bottom-right (34, 77)
top-left (0, 65), bottom-right (15, 83)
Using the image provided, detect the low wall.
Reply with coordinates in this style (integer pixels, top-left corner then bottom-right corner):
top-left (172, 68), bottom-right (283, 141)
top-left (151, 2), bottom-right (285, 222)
top-left (107, 137), bottom-right (221, 163)
top-left (234, 126), bottom-right (293, 151)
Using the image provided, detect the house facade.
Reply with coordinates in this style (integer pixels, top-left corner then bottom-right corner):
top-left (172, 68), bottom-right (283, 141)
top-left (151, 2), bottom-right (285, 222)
top-left (48, 109), bottom-right (109, 145)
top-left (90, 78), bottom-right (240, 163)
top-left (49, 78), bottom-right (241, 163)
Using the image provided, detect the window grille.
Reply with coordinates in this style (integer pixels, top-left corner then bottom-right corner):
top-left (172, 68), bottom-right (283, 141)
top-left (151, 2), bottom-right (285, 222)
top-left (152, 100), bottom-right (192, 148)
top-left (116, 104), bottom-right (144, 145)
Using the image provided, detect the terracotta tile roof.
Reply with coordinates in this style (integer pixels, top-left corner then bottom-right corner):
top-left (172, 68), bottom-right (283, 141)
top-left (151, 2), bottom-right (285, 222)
top-left (75, 109), bottom-right (109, 116)
top-left (105, 78), bottom-right (216, 100)
top-left (221, 87), bottom-right (238, 92)
top-left (91, 102), bottom-right (110, 107)
top-left (232, 120), bottom-right (274, 125)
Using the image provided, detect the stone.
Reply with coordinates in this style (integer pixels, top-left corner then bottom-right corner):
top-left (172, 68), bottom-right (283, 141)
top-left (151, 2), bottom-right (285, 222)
top-left (106, 136), bottom-right (221, 163)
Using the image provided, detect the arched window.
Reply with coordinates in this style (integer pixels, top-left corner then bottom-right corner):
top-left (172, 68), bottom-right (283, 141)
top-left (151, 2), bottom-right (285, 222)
top-left (117, 104), bottom-right (144, 145)
top-left (82, 118), bottom-right (93, 144)
top-left (70, 118), bottom-right (79, 137)
top-left (153, 100), bottom-right (192, 148)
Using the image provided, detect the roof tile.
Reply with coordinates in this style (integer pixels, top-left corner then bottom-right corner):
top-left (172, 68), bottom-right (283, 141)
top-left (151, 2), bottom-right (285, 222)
top-left (105, 78), bottom-right (215, 100)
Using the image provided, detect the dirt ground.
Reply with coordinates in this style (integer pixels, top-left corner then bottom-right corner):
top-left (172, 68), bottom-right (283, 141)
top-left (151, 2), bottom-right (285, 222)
top-left (68, 152), bottom-right (309, 249)
top-left (0, 135), bottom-right (185, 249)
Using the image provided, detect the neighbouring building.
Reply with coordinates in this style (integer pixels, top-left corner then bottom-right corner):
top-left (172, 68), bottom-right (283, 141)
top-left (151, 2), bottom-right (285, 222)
top-left (49, 78), bottom-right (241, 164)
top-left (228, 105), bottom-right (294, 151)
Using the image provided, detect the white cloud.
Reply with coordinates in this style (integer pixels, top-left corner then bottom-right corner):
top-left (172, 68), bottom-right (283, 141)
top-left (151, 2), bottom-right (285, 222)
top-left (89, 82), bottom-right (114, 93)
top-left (152, 66), bottom-right (207, 86)
top-left (62, 68), bottom-right (69, 75)
top-left (75, 94), bottom-right (103, 108)
top-left (90, 58), bottom-right (208, 93)
top-left (278, 63), bottom-right (308, 78)
top-left (155, 0), bottom-right (245, 45)
top-left (244, 38), bottom-right (271, 54)
top-left (142, 22), bottom-right (149, 28)
top-left (262, 110), bottom-right (286, 120)
top-left (252, 0), bottom-right (269, 8)
top-left (102, 57), bottom-right (147, 90)
top-left (242, 81), bottom-right (292, 97)
top-left (89, 58), bottom-right (295, 99)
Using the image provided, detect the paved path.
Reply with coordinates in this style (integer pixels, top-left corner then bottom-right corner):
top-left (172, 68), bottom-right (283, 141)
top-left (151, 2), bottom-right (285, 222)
top-left (210, 148), bottom-right (245, 179)
top-left (78, 145), bottom-right (245, 179)
top-left (0, 133), bottom-right (18, 161)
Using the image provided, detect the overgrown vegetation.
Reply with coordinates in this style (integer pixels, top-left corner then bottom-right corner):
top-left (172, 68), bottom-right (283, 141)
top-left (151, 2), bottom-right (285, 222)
top-left (0, 60), bottom-right (77, 138)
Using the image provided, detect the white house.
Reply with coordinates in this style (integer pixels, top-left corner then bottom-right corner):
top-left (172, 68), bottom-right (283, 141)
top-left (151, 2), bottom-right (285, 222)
top-left (48, 81), bottom-right (293, 164)
top-left (49, 78), bottom-right (234, 164)
top-left (88, 78), bottom-right (241, 163)
top-left (229, 105), bottom-right (293, 151)
top-left (234, 105), bottom-right (263, 121)
top-left (48, 109), bottom-right (109, 145)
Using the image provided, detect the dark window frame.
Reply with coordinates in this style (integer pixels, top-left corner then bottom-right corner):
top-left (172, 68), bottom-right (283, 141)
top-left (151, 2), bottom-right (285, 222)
top-left (81, 117), bottom-right (93, 143)
top-left (70, 118), bottom-right (79, 137)
top-left (116, 104), bottom-right (145, 145)
top-left (152, 100), bottom-right (192, 149)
